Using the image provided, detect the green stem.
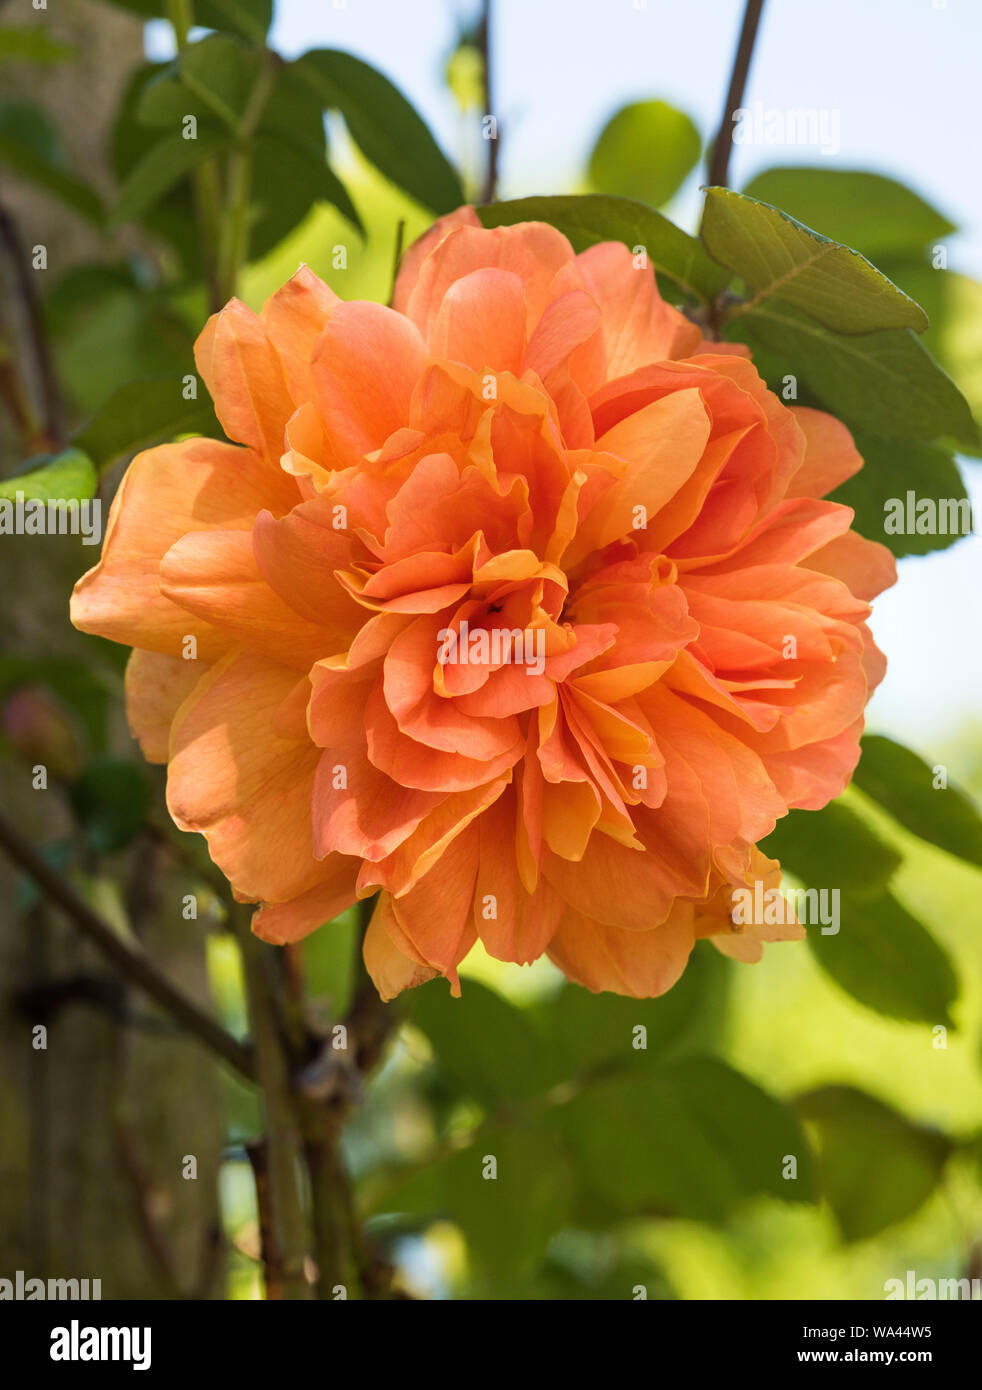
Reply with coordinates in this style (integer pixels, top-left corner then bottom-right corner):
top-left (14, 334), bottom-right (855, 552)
top-left (167, 0), bottom-right (224, 310)
top-left (214, 59), bottom-right (275, 305)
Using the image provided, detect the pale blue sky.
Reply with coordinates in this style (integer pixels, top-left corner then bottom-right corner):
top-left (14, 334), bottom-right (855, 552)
top-left (149, 0), bottom-right (982, 761)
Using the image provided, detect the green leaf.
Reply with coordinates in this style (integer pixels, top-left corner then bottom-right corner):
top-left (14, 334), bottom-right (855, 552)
top-left (0, 103), bottom-right (102, 224)
top-left (741, 168), bottom-right (955, 263)
top-left (110, 128), bottom-right (230, 228)
top-left (196, 0), bottom-right (272, 43)
top-left (853, 735), bottom-right (982, 869)
top-left (761, 802), bottom-right (901, 895)
top-left (76, 376), bottom-right (221, 471)
top-left (111, 65), bottom-right (204, 278)
top-left (560, 1058), bottom-right (817, 1221)
top-left (830, 435), bottom-right (970, 559)
top-left (0, 448), bottom-right (96, 504)
top-left (478, 194), bottom-right (729, 304)
top-left (542, 941), bottom-right (729, 1078)
top-left (99, 0), bottom-right (272, 41)
top-left (47, 267), bottom-right (196, 416)
top-left (409, 978), bottom-right (557, 1107)
top-left (378, 1127), bottom-right (574, 1279)
top-left (888, 265), bottom-right (982, 452)
top-left (807, 889), bottom-right (959, 1026)
top-left (300, 907), bottom-right (358, 1017)
top-left (796, 1085), bottom-right (951, 1241)
top-left (703, 187), bottom-right (927, 334)
top-left (178, 34), bottom-right (263, 130)
top-left (297, 49), bottom-right (463, 214)
top-left (0, 26), bottom-right (76, 64)
top-left (249, 131), bottom-right (363, 248)
top-left (588, 100), bottom-right (700, 209)
top-left (726, 299), bottom-right (979, 449)
top-left (68, 757), bottom-right (151, 854)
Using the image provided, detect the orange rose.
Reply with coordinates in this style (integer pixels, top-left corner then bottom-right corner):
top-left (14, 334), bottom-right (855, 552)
top-left (71, 209), bottom-right (895, 999)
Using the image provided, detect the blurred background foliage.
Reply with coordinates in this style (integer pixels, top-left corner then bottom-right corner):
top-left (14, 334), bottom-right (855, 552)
top-left (1, 0), bottom-right (981, 1300)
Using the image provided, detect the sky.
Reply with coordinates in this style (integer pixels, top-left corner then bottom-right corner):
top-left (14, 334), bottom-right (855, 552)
top-left (149, 0), bottom-right (982, 761)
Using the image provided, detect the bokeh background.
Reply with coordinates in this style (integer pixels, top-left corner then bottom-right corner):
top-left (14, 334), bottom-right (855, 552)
top-left (1, 0), bottom-right (980, 1300)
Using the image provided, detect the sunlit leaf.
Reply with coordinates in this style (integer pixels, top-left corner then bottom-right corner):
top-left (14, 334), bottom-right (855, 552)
top-left (0, 448), bottom-right (96, 504)
top-left (741, 168), bottom-right (955, 263)
top-left (589, 99), bottom-right (700, 209)
top-left (479, 194), bottom-right (728, 303)
top-left (703, 188), bottom-right (928, 334)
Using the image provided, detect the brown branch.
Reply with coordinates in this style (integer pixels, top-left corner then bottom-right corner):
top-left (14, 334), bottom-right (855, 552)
top-left (244, 1137), bottom-right (285, 1300)
top-left (232, 906), bottom-right (313, 1300)
top-left (113, 1116), bottom-right (184, 1298)
top-left (0, 201), bottom-right (65, 452)
top-left (478, 0), bottom-right (499, 203)
top-left (0, 808), bottom-right (255, 1081)
top-left (707, 0), bottom-right (766, 191)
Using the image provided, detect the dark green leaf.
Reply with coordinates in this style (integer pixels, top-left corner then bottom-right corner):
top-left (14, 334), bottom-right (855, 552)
top-left (409, 977), bottom-right (557, 1107)
top-left (249, 131), bottom-right (363, 250)
top-left (884, 265), bottom-right (982, 454)
top-left (726, 299), bottom-right (979, 449)
top-left (378, 1127), bottom-right (573, 1278)
top-left (478, 194), bottom-right (729, 304)
top-left (99, 0), bottom-right (272, 41)
top-left (69, 758), bottom-right (152, 854)
top-left (741, 169), bottom-right (955, 264)
top-left (831, 435), bottom-right (970, 559)
top-left (588, 100), bottom-right (700, 209)
top-left (560, 1058), bottom-right (817, 1221)
top-left (807, 889), bottom-right (959, 1026)
top-left (110, 128), bottom-right (230, 228)
top-left (178, 34), bottom-right (263, 130)
top-left (761, 802), bottom-right (901, 895)
top-left (542, 940), bottom-right (729, 1078)
top-left (196, 0), bottom-right (272, 43)
top-left (0, 448), bottom-right (96, 504)
top-left (703, 188), bottom-right (927, 334)
top-left (297, 49), bottom-right (463, 214)
top-left (76, 376), bottom-right (221, 471)
top-left (853, 735), bottom-right (982, 869)
top-left (796, 1085), bottom-right (951, 1241)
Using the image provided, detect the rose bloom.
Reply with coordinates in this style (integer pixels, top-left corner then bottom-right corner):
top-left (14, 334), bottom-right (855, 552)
top-left (71, 209), bottom-right (895, 1000)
